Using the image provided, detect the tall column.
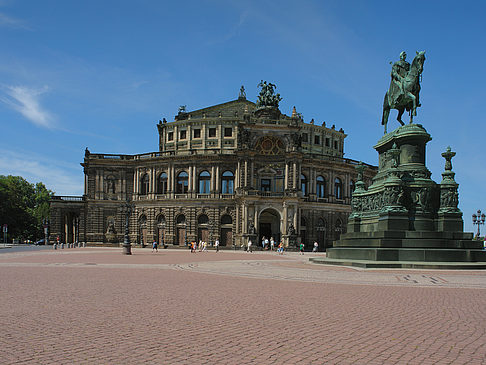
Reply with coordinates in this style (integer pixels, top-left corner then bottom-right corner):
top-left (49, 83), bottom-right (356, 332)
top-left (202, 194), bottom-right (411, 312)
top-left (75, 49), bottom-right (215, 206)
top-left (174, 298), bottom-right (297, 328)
top-left (215, 165), bottom-right (220, 193)
top-left (151, 167), bottom-right (156, 194)
top-left (193, 165), bottom-right (197, 192)
top-left (244, 160), bottom-right (248, 187)
top-left (292, 162), bottom-right (297, 189)
top-left (243, 204), bottom-right (248, 234)
top-left (284, 162), bottom-right (289, 190)
top-left (250, 161), bottom-right (254, 189)
top-left (210, 166), bottom-right (214, 192)
top-left (254, 207), bottom-right (258, 236)
top-left (236, 160), bottom-right (241, 189)
top-left (282, 202), bottom-right (288, 236)
top-left (188, 166), bottom-right (193, 193)
top-left (236, 204), bottom-right (240, 235)
top-left (171, 165), bottom-right (175, 193)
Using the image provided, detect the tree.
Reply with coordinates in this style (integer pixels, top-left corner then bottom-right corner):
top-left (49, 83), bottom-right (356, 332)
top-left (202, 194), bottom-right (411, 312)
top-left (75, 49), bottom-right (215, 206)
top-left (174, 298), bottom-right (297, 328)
top-left (0, 175), bottom-right (53, 241)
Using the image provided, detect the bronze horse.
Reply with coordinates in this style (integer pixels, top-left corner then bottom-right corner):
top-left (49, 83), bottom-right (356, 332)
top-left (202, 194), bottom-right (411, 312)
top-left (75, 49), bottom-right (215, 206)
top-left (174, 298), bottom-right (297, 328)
top-left (382, 51), bottom-right (426, 134)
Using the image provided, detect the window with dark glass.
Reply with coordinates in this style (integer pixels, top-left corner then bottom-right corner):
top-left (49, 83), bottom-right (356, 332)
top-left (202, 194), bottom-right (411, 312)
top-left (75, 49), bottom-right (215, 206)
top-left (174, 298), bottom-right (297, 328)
top-left (193, 129), bottom-right (201, 138)
top-left (334, 140), bottom-right (338, 149)
top-left (157, 172), bottom-right (168, 194)
top-left (224, 127), bottom-right (232, 137)
top-left (176, 171), bottom-right (189, 193)
top-left (167, 132), bottom-right (173, 141)
top-left (140, 174), bottom-right (149, 195)
top-left (221, 171), bottom-right (234, 194)
top-left (302, 133), bottom-right (308, 143)
top-left (350, 180), bottom-right (355, 196)
top-left (301, 174), bottom-right (308, 196)
top-left (198, 171), bottom-right (211, 194)
top-left (314, 135), bottom-right (320, 145)
top-left (316, 175), bottom-right (326, 198)
top-left (325, 138), bottom-right (330, 147)
top-left (209, 128), bottom-right (216, 137)
top-left (334, 177), bottom-right (343, 199)
top-left (261, 179), bottom-right (271, 192)
top-left (180, 130), bottom-right (187, 140)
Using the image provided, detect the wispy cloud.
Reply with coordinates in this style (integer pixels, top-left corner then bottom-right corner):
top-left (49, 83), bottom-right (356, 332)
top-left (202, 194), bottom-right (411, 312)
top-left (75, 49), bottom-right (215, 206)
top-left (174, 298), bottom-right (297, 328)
top-left (0, 150), bottom-right (83, 195)
top-left (205, 10), bottom-right (249, 45)
top-left (0, 85), bottom-right (55, 128)
top-left (0, 12), bottom-right (29, 29)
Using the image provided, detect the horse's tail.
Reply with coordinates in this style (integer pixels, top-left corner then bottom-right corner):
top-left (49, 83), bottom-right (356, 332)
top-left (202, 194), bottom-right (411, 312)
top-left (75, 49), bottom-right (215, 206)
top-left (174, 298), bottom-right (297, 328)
top-left (382, 92), bottom-right (389, 125)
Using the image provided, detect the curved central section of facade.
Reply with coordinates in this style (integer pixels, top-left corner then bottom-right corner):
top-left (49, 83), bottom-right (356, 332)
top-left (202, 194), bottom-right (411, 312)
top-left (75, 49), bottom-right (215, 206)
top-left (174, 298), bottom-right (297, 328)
top-left (50, 90), bottom-right (376, 250)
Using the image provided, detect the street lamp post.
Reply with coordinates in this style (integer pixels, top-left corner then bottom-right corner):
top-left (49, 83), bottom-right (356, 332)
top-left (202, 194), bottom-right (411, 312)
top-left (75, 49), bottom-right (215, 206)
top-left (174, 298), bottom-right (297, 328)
top-left (121, 199), bottom-right (133, 255)
top-left (472, 210), bottom-right (485, 239)
top-left (42, 218), bottom-right (49, 247)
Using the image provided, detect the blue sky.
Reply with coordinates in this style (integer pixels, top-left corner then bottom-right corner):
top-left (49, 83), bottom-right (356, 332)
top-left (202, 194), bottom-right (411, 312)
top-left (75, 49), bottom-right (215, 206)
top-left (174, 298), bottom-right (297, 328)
top-left (0, 0), bottom-right (485, 233)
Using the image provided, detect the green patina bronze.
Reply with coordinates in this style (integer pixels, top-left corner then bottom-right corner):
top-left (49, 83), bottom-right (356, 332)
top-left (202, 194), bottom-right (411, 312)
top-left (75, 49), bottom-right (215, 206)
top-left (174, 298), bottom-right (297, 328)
top-left (382, 51), bottom-right (426, 134)
top-left (256, 80), bottom-right (282, 108)
top-left (311, 52), bottom-right (486, 269)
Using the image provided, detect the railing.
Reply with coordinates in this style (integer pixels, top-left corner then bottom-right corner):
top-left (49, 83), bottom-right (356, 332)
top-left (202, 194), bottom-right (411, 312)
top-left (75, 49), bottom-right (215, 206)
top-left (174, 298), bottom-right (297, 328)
top-left (52, 196), bottom-right (84, 201)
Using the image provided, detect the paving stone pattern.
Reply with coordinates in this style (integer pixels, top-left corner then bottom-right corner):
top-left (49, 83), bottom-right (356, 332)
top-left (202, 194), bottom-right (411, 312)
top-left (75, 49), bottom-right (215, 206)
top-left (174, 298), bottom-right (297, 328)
top-left (1, 248), bottom-right (486, 364)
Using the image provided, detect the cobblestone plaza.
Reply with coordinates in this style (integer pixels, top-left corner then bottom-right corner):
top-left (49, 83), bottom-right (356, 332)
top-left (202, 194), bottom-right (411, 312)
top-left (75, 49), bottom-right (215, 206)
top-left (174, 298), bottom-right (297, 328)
top-left (1, 248), bottom-right (485, 364)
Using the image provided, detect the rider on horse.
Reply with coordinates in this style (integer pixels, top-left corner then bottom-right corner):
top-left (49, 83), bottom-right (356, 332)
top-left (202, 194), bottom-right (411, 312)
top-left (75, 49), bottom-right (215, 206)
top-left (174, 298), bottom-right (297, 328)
top-left (389, 51), bottom-right (410, 105)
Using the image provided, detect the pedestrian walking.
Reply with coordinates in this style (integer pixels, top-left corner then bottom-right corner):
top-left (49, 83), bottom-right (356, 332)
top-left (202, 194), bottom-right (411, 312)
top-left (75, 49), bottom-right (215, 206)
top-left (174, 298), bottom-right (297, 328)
top-left (152, 240), bottom-right (158, 252)
top-left (202, 241), bottom-right (208, 252)
top-left (312, 241), bottom-right (318, 253)
top-left (247, 239), bottom-right (253, 253)
top-left (264, 237), bottom-right (269, 250)
top-left (215, 239), bottom-right (220, 252)
top-left (270, 237), bottom-right (275, 251)
top-left (261, 236), bottom-right (265, 250)
top-left (299, 242), bottom-right (304, 255)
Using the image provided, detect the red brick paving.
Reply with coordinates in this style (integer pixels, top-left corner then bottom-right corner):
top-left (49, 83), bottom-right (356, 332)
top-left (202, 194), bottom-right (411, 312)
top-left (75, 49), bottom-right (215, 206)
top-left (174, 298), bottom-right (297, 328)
top-left (1, 248), bottom-right (486, 364)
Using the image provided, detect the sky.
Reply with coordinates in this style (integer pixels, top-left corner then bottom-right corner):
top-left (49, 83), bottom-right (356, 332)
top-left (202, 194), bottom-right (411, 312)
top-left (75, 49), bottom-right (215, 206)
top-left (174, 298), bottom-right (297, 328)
top-left (0, 0), bottom-right (485, 233)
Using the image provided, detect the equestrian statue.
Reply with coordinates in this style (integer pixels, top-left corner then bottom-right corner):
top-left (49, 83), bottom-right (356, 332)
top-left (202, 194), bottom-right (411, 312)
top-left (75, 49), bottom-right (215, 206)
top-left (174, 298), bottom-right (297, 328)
top-left (382, 51), bottom-right (426, 134)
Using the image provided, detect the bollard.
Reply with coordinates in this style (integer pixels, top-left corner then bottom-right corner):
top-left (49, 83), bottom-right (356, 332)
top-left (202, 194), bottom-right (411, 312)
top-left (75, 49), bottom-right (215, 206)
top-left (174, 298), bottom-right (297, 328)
top-left (83, 242), bottom-right (86, 248)
top-left (53, 243), bottom-right (57, 250)
top-left (61, 243), bottom-right (64, 249)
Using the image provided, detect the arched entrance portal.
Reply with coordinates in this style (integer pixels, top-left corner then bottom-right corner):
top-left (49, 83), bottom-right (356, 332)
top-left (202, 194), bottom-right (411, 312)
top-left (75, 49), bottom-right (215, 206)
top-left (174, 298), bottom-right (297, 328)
top-left (258, 208), bottom-right (281, 247)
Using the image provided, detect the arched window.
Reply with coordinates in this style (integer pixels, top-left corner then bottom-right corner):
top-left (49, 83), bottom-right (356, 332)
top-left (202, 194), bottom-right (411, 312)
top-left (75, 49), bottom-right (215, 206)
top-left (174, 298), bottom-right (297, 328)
top-left (316, 175), bottom-right (326, 198)
top-left (301, 174), bottom-right (308, 196)
top-left (176, 171), bottom-right (188, 193)
top-left (350, 180), bottom-right (355, 197)
top-left (140, 174), bottom-right (149, 195)
top-left (221, 171), bottom-right (234, 194)
top-left (176, 215), bottom-right (186, 224)
top-left (198, 214), bottom-right (209, 225)
top-left (157, 215), bottom-right (166, 225)
top-left (221, 214), bottom-right (232, 224)
top-left (157, 172), bottom-right (168, 194)
top-left (198, 171), bottom-right (211, 194)
top-left (334, 177), bottom-right (343, 199)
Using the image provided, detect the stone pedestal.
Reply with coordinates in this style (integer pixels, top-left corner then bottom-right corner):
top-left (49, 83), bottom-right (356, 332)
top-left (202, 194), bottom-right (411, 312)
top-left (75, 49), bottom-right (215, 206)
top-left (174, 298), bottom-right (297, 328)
top-left (315, 124), bottom-right (486, 269)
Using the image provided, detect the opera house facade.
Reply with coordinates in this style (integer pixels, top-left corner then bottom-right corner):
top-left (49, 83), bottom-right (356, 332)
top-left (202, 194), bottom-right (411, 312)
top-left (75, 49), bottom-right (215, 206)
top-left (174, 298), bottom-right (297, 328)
top-left (50, 85), bottom-right (376, 250)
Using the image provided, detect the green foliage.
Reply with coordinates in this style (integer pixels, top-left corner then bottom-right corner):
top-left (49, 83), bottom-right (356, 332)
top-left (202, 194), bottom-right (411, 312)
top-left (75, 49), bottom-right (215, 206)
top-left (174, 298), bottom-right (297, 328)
top-left (0, 175), bottom-right (54, 241)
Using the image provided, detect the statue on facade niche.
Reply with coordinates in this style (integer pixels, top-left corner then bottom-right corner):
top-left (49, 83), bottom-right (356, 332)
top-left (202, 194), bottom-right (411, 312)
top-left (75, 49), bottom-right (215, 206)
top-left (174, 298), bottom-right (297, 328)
top-left (256, 80), bottom-right (282, 108)
top-left (382, 51), bottom-right (426, 133)
top-left (287, 223), bottom-right (295, 236)
top-left (248, 221), bottom-right (255, 234)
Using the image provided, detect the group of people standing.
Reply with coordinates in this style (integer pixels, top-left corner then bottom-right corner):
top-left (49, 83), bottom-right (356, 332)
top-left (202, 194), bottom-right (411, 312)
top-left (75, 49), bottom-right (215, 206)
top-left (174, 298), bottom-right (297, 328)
top-left (190, 239), bottom-right (220, 253)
